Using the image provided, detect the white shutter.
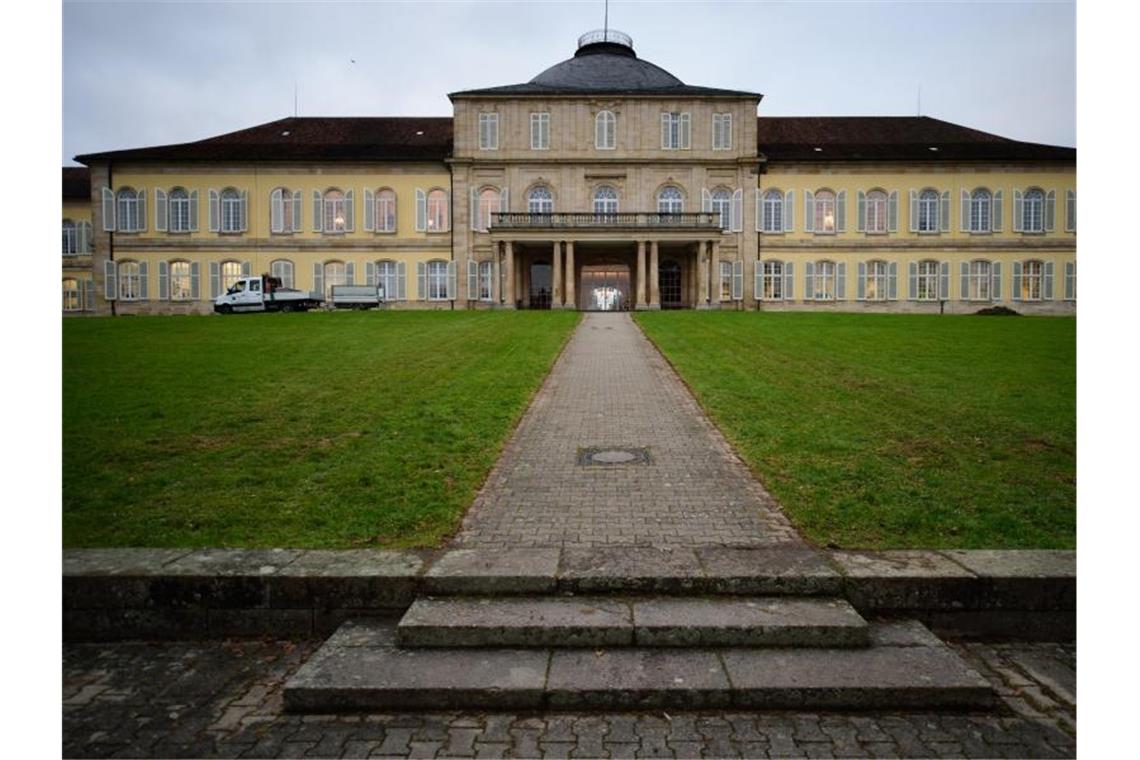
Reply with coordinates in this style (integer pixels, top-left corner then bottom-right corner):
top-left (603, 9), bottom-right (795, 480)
top-left (836, 262), bottom-right (847, 300)
top-left (136, 189), bottom-right (146, 232)
top-left (189, 190), bottom-right (199, 231)
top-left (939, 190), bottom-right (950, 233)
top-left (701, 188), bottom-right (712, 213)
top-left (732, 259), bottom-right (743, 300)
top-left (784, 190), bottom-right (794, 232)
top-left (210, 261), bottom-right (220, 298)
top-left (754, 191), bottom-right (762, 232)
top-left (960, 262), bottom-right (970, 301)
top-left (158, 260), bottom-right (169, 300)
top-left (992, 190), bottom-right (1003, 232)
top-left (960, 189), bottom-right (970, 232)
top-left (939, 261), bottom-right (950, 300)
top-left (908, 261), bottom-right (918, 300)
top-left (1044, 261), bottom-right (1054, 299)
top-left (417, 261), bottom-right (427, 299)
top-left (155, 188), bottom-right (167, 232)
top-left (991, 261), bottom-right (1002, 300)
top-left (344, 190), bottom-right (354, 232)
top-left (443, 191), bottom-right (451, 231)
top-left (313, 190), bottom-right (323, 231)
top-left (1064, 262), bottom-right (1075, 299)
top-left (447, 261), bottom-right (457, 299)
top-left (313, 262), bottom-right (323, 297)
top-left (1045, 190), bottom-right (1056, 232)
top-left (783, 262), bottom-right (794, 300)
top-left (661, 113), bottom-right (670, 148)
top-left (836, 190), bottom-right (846, 233)
top-left (103, 260), bottom-right (117, 300)
top-left (138, 261), bottom-right (148, 299)
top-left (190, 262), bottom-right (200, 299)
top-left (1065, 190), bottom-right (1076, 232)
top-left (888, 190), bottom-right (898, 233)
top-left (292, 190), bottom-right (302, 232)
top-left (209, 189), bottom-right (220, 232)
top-left (857, 190), bottom-right (866, 232)
top-left (415, 189), bottom-right (427, 231)
top-left (1011, 261), bottom-right (1022, 301)
top-left (366, 261), bottom-right (376, 287)
top-left (271, 188), bottom-right (284, 233)
top-left (470, 187), bottom-right (479, 231)
top-left (731, 189), bottom-right (743, 232)
top-left (803, 191), bottom-right (814, 233)
top-left (857, 262), bottom-right (866, 300)
top-left (1013, 189), bottom-right (1024, 232)
top-left (239, 190), bottom-right (248, 232)
top-left (77, 221), bottom-right (89, 253)
top-left (680, 113), bottom-right (691, 149)
top-left (467, 259), bottom-right (478, 300)
top-left (363, 188), bottom-right (374, 232)
top-left (84, 278), bottom-right (95, 309)
top-left (804, 261), bottom-right (815, 300)
top-left (344, 261), bottom-right (354, 285)
top-left (241, 261), bottom-right (251, 277)
top-left (397, 261), bottom-right (407, 300)
top-left (101, 187), bottom-right (115, 231)
top-left (908, 189), bottom-right (918, 232)
top-left (754, 258), bottom-right (763, 299)
top-left (888, 261), bottom-right (898, 300)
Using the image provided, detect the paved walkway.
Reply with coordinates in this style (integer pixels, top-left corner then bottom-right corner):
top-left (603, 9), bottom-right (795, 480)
top-left (454, 312), bottom-right (801, 548)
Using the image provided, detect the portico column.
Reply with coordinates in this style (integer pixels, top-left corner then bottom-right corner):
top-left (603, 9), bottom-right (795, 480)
top-left (697, 241), bottom-right (711, 309)
top-left (564, 241), bottom-right (576, 309)
top-left (709, 238), bottom-right (721, 307)
top-left (649, 241), bottom-right (660, 309)
top-left (504, 241), bottom-right (516, 309)
top-left (635, 240), bottom-right (647, 310)
top-left (552, 240), bottom-right (563, 308)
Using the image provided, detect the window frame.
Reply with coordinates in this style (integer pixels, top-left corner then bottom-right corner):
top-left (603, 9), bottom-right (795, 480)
top-left (426, 259), bottom-right (449, 301)
top-left (530, 112), bottom-right (550, 150)
top-left (863, 260), bottom-right (889, 301)
top-left (118, 260), bottom-right (142, 301)
top-left (761, 189), bottom-right (784, 234)
top-left (814, 190), bottom-right (837, 235)
top-left (62, 278), bottom-right (81, 312)
top-left (323, 260), bottom-right (347, 298)
top-left (968, 188), bottom-right (992, 234)
top-left (478, 112), bottom-right (499, 150)
top-left (917, 189), bottom-right (940, 233)
top-left (1022, 189), bottom-right (1045, 233)
top-left (220, 188), bottom-right (242, 233)
top-left (657, 186), bottom-right (684, 215)
top-left (426, 189), bottom-right (449, 232)
top-left (761, 260), bottom-right (784, 300)
top-left (168, 260), bottom-right (193, 301)
top-left (476, 187), bottom-right (501, 233)
top-left (220, 260), bottom-right (243, 294)
top-left (62, 219), bottom-right (77, 255)
top-left (527, 185), bottom-right (554, 215)
top-left (478, 260), bottom-right (494, 302)
top-left (322, 189), bottom-right (346, 234)
top-left (661, 111), bottom-right (691, 150)
top-left (813, 260), bottom-right (836, 301)
top-left (376, 260), bottom-right (399, 301)
top-left (712, 112), bottom-right (733, 150)
top-left (965, 259), bottom-right (992, 302)
top-left (916, 259), bottom-right (940, 302)
top-left (270, 259), bottom-right (294, 289)
top-left (116, 188), bottom-right (140, 233)
top-left (719, 260), bottom-right (734, 301)
top-left (169, 187), bottom-right (192, 233)
top-left (593, 185), bottom-right (618, 215)
top-left (865, 190), bottom-right (888, 235)
top-left (595, 110), bottom-right (616, 150)
top-left (711, 188), bottom-right (732, 231)
top-left (1020, 259), bottom-right (1044, 301)
top-left (375, 188), bottom-right (397, 233)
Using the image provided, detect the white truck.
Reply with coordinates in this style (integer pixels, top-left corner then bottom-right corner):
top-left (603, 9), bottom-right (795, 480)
top-left (213, 275), bottom-right (323, 314)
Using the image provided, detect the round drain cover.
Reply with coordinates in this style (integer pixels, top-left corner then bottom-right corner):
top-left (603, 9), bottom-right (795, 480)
top-left (592, 449), bottom-right (638, 464)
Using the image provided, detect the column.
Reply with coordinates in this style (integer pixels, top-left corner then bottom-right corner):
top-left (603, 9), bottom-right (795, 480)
top-left (649, 241), bottom-right (661, 309)
top-left (564, 241), bottom-right (576, 309)
top-left (709, 238), bottom-right (721, 308)
top-left (504, 241), bottom-right (516, 309)
top-left (552, 240), bottom-right (563, 308)
top-left (635, 240), bottom-right (647, 310)
top-left (697, 241), bottom-right (710, 309)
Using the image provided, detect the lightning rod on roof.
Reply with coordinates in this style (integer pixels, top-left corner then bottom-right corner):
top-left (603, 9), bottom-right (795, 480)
top-left (604, 0), bottom-right (609, 34)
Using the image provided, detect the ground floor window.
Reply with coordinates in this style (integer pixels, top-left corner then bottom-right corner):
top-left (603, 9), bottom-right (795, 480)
top-left (377, 260), bottom-right (398, 300)
top-left (479, 261), bottom-right (493, 301)
top-left (118, 261), bottom-right (142, 301)
top-left (170, 261), bottom-right (192, 300)
top-left (1019, 260), bottom-right (1043, 301)
top-left (863, 260), bottom-right (888, 301)
top-left (916, 260), bottom-right (939, 301)
top-left (1065, 262), bottom-right (1076, 300)
top-left (324, 261), bottom-right (347, 298)
top-left (812, 261), bottom-right (836, 300)
top-left (221, 261), bottom-right (243, 292)
top-left (427, 260), bottom-right (449, 300)
top-left (271, 259), bottom-right (294, 288)
top-left (761, 260), bottom-right (783, 300)
top-left (964, 260), bottom-right (992, 301)
top-left (63, 278), bottom-right (81, 311)
top-left (719, 260), bottom-right (733, 301)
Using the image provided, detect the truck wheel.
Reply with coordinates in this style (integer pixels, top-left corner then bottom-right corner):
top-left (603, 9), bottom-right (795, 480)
top-left (280, 304), bottom-right (294, 313)
top-left (219, 304), bottom-right (233, 314)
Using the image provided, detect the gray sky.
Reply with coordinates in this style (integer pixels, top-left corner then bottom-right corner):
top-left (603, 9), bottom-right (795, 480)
top-left (62, 0), bottom-right (1075, 165)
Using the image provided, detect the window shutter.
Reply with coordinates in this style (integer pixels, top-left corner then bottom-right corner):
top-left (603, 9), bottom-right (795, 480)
top-left (313, 190), bottom-right (323, 231)
top-left (836, 190), bottom-right (846, 233)
top-left (470, 187), bottom-right (479, 231)
top-left (415, 189), bottom-right (427, 231)
top-left (397, 261), bottom-right (407, 300)
top-left (76, 222), bottom-right (88, 254)
top-left (754, 258), bottom-right (763, 299)
top-left (783, 262), bottom-right (794, 300)
top-left (992, 190), bottom-right (1003, 232)
top-left (784, 190), bottom-right (794, 231)
top-left (939, 190), bottom-right (950, 233)
top-left (1013, 189), bottom-right (1023, 232)
top-left (960, 190), bottom-right (969, 232)
top-left (661, 113), bottom-right (670, 148)
top-left (960, 262), bottom-right (970, 300)
top-left (360, 188), bottom-right (373, 233)
top-left (1045, 190), bottom-right (1056, 232)
top-left (101, 187), bottom-right (115, 231)
top-left (1011, 261), bottom-right (1021, 301)
top-left (210, 261), bottom-right (220, 298)
top-left (755, 191), bottom-right (762, 232)
top-left (367, 261), bottom-right (377, 287)
top-left (680, 113), bottom-right (691, 149)
top-left (908, 189), bottom-right (918, 232)
top-left (804, 261), bottom-right (814, 300)
top-left (836, 262), bottom-right (847, 300)
top-left (209, 189), bottom-right (219, 232)
top-left (344, 261), bottom-right (354, 286)
top-left (158, 260), bottom-right (169, 300)
top-left (731, 189), bottom-right (743, 232)
top-left (241, 261), bottom-right (251, 277)
top-left (135, 189), bottom-right (146, 232)
top-left (1044, 261), bottom-right (1054, 299)
top-left (442, 191), bottom-right (451, 231)
top-left (417, 261), bottom-right (427, 300)
top-left (1064, 262), bottom-right (1074, 299)
top-left (103, 260), bottom-right (117, 300)
top-left (857, 190), bottom-right (866, 232)
top-left (701, 188), bottom-right (712, 213)
top-left (732, 259), bottom-right (743, 300)
top-left (804, 190), bottom-right (814, 233)
top-left (84, 279), bottom-right (95, 310)
top-left (857, 262), bottom-right (866, 300)
top-left (908, 261), bottom-right (920, 300)
top-left (467, 259), bottom-right (477, 300)
top-left (291, 190), bottom-right (302, 232)
top-left (991, 262), bottom-right (1002, 300)
top-left (888, 261), bottom-right (898, 300)
top-left (155, 188), bottom-right (168, 231)
top-left (1066, 190), bottom-right (1076, 232)
top-left (344, 190), bottom-right (354, 232)
top-left (190, 262), bottom-right (200, 299)
top-left (271, 188), bottom-right (283, 233)
top-left (241, 190), bottom-right (250, 232)
top-left (313, 262), bottom-right (324, 297)
top-left (887, 190), bottom-right (898, 233)
top-left (448, 261), bottom-right (458, 300)
top-left (138, 261), bottom-right (149, 299)
top-left (939, 262), bottom-right (950, 300)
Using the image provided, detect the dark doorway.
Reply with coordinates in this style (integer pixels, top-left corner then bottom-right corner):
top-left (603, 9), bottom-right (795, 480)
top-left (529, 261), bottom-right (552, 309)
top-left (660, 259), bottom-right (683, 309)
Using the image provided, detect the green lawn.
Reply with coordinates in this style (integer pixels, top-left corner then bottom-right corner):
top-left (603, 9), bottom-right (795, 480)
top-left (635, 312), bottom-right (1075, 549)
top-left (63, 311), bottom-right (578, 549)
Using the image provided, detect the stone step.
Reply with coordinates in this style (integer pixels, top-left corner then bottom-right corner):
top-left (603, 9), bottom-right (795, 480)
top-left (396, 596), bottom-right (869, 648)
top-left (284, 619), bottom-right (994, 712)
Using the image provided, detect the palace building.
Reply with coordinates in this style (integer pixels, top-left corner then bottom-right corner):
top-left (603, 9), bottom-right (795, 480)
top-left (65, 29), bottom-right (1076, 315)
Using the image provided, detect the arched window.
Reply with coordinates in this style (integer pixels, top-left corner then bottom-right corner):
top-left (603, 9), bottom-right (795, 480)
top-left (964, 260), bottom-right (992, 301)
top-left (916, 260), bottom-right (940, 301)
top-left (1023, 189), bottom-right (1045, 233)
top-left (761, 190), bottom-right (784, 233)
top-left (813, 260), bottom-right (836, 300)
top-left (1020, 259), bottom-right (1044, 300)
top-left (324, 260), bottom-right (347, 298)
top-left (917, 189), bottom-right (940, 233)
top-left (169, 187), bottom-right (192, 232)
top-left (118, 260), bottom-right (142, 301)
top-left (220, 188), bottom-right (242, 233)
top-left (323, 189), bottom-right (346, 233)
top-left (62, 219), bottom-right (77, 255)
top-left (117, 188), bottom-right (140, 232)
top-left (270, 259), bottom-right (294, 289)
top-left (711, 188), bottom-right (732, 231)
top-left (270, 187), bottom-right (297, 234)
top-left (595, 111), bottom-right (615, 150)
top-left (814, 190), bottom-right (836, 234)
top-left (863, 260), bottom-right (889, 301)
top-left (427, 189), bottom-right (448, 231)
top-left (527, 186), bottom-right (554, 214)
top-left (477, 187), bottom-right (501, 232)
top-left (426, 259), bottom-right (449, 300)
top-left (593, 185), bottom-right (618, 215)
top-left (761, 260), bottom-right (784, 300)
top-left (376, 189), bottom-right (396, 232)
top-left (657, 186), bottom-right (684, 215)
top-left (220, 261), bottom-right (243, 293)
top-left (376, 260), bottom-right (398, 301)
top-left (969, 189), bottom-right (992, 233)
top-left (62, 278), bottom-right (81, 311)
top-left (168, 260), bottom-right (192, 301)
top-left (865, 190), bottom-right (888, 234)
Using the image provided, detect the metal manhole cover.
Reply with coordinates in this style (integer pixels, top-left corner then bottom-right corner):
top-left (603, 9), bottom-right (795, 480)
top-left (577, 447), bottom-right (652, 466)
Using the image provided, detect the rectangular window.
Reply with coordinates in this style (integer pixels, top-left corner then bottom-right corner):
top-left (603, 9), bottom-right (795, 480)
top-left (864, 262), bottom-right (888, 301)
top-left (813, 262), bottom-right (836, 300)
top-left (1020, 261), bottom-right (1043, 300)
top-left (916, 261), bottom-right (939, 301)
top-left (479, 261), bottom-right (493, 301)
top-left (478, 113), bottom-right (499, 150)
top-left (762, 260), bottom-right (783, 300)
top-left (761, 194), bottom-right (783, 233)
top-left (661, 112), bottom-right (691, 150)
top-left (530, 112), bottom-right (550, 150)
top-left (712, 113), bottom-right (733, 150)
top-left (719, 261), bottom-right (733, 301)
top-left (427, 261), bottom-right (449, 300)
top-left (966, 261), bottom-right (992, 301)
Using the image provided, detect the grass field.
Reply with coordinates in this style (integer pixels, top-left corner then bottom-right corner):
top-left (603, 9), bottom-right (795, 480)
top-left (63, 311), bottom-right (579, 549)
top-left (635, 312), bottom-right (1075, 549)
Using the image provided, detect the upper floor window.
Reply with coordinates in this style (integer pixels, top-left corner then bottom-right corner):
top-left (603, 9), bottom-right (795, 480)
top-left (661, 112), bottom-right (691, 150)
top-left (169, 187), bottom-right (193, 232)
top-left (528, 186), bottom-right (554, 214)
top-left (427, 189), bottom-right (449, 231)
top-left (593, 185), bottom-right (618, 215)
top-left (595, 110), bottom-right (616, 150)
top-left (657, 186), bottom-right (683, 215)
top-left (712, 113), bottom-right (733, 150)
top-left (478, 113), bottom-right (498, 150)
top-left (761, 189), bottom-right (784, 233)
top-left (62, 220), bottom-right (77, 255)
top-left (711, 188), bottom-right (732, 231)
top-left (530, 112), bottom-right (550, 150)
top-left (117, 187), bottom-right (142, 232)
top-left (376, 189), bottom-right (396, 232)
top-left (270, 188), bottom-right (299, 234)
top-left (864, 190), bottom-right (888, 234)
top-left (967, 188), bottom-right (992, 233)
top-left (221, 188), bottom-right (243, 233)
top-left (323, 189), bottom-right (346, 233)
top-left (917, 189), bottom-right (940, 233)
top-left (1022, 188), bottom-right (1045, 233)
top-left (1066, 190), bottom-right (1076, 232)
top-left (476, 187), bottom-right (501, 232)
top-left (270, 259), bottom-right (294, 289)
top-left (814, 190), bottom-right (836, 234)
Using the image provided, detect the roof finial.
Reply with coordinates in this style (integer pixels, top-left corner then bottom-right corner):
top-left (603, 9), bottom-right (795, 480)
top-left (604, 0), bottom-right (609, 35)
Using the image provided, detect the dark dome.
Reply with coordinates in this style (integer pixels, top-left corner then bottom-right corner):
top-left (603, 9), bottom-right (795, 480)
top-left (528, 30), bottom-right (685, 91)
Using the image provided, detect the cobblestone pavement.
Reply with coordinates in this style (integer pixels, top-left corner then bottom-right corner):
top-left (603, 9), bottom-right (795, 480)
top-left (454, 313), bottom-right (801, 548)
top-left (63, 637), bottom-right (1074, 758)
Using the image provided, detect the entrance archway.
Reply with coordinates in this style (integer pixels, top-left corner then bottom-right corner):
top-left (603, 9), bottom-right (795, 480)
top-left (580, 264), bottom-right (631, 311)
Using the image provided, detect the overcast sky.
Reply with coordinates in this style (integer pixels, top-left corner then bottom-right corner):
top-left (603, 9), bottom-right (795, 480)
top-left (62, 0), bottom-right (1075, 165)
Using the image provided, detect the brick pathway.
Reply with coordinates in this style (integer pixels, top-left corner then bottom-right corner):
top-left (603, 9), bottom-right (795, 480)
top-left (62, 636), bottom-right (1075, 758)
top-left (455, 313), bottom-right (801, 548)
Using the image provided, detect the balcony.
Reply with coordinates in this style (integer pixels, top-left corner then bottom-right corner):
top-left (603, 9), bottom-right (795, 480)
top-left (491, 212), bottom-right (723, 230)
